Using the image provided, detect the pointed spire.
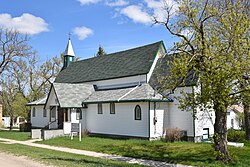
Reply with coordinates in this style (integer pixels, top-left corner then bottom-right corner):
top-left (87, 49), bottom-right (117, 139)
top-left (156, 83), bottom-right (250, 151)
top-left (64, 36), bottom-right (75, 57)
top-left (62, 36), bottom-right (75, 70)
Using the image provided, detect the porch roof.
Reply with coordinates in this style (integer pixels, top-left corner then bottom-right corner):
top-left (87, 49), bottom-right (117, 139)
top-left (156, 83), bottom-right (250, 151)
top-left (83, 83), bottom-right (173, 104)
top-left (53, 83), bottom-right (94, 108)
top-left (27, 97), bottom-right (47, 106)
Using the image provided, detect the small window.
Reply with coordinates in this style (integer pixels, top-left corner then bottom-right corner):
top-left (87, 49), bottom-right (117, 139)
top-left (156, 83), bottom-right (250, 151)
top-left (134, 105), bottom-right (142, 120)
top-left (32, 107), bottom-right (36, 117)
top-left (51, 107), bottom-right (56, 118)
top-left (231, 119), bottom-right (234, 129)
top-left (43, 109), bottom-right (47, 117)
top-left (227, 112), bottom-right (230, 116)
top-left (202, 128), bottom-right (209, 141)
top-left (98, 103), bottom-right (103, 114)
top-left (110, 103), bottom-right (115, 114)
top-left (76, 108), bottom-right (82, 120)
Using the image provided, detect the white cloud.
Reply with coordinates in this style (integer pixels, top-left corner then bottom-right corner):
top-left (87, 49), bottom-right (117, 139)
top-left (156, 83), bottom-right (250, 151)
top-left (76, 0), bottom-right (178, 25)
top-left (145, 0), bottom-right (162, 9)
top-left (78, 0), bottom-right (101, 5)
top-left (120, 5), bottom-right (152, 24)
top-left (73, 26), bottom-right (94, 40)
top-left (105, 0), bottom-right (129, 7)
top-left (181, 29), bottom-right (193, 38)
top-left (144, 0), bottom-right (178, 21)
top-left (0, 13), bottom-right (49, 35)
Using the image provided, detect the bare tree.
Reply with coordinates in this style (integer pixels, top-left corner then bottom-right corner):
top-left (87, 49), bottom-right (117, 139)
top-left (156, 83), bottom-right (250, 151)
top-left (28, 54), bottom-right (62, 101)
top-left (0, 29), bottom-right (33, 75)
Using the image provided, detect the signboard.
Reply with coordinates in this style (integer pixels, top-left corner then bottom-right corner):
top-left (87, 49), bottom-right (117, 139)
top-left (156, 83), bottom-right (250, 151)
top-left (70, 123), bottom-right (81, 141)
top-left (71, 123), bottom-right (79, 132)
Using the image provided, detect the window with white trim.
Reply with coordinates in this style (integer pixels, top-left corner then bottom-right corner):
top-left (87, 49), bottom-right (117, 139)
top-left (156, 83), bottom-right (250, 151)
top-left (110, 103), bottom-right (115, 114)
top-left (134, 105), bottom-right (141, 120)
top-left (98, 103), bottom-right (103, 114)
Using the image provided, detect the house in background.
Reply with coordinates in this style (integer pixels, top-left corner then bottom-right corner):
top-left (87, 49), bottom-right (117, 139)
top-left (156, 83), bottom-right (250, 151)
top-left (29, 39), bottom-right (237, 141)
top-left (27, 97), bottom-right (48, 128)
top-left (1, 116), bottom-right (26, 128)
top-left (227, 105), bottom-right (243, 130)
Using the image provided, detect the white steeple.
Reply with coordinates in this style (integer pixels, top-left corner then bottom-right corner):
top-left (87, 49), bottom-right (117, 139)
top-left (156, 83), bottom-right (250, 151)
top-left (64, 38), bottom-right (75, 57)
top-left (62, 36), bottom-right (75, 70)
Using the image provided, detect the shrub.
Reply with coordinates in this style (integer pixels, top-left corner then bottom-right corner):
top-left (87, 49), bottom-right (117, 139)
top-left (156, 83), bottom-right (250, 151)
top-left (227, 129), bottom-right (246, 143)
top-left (81, 129), bottom-right (89, 137)
top-left (165, 128), bottom-right (183, 142)
top-left (19, 123), bottom-right (31, 132)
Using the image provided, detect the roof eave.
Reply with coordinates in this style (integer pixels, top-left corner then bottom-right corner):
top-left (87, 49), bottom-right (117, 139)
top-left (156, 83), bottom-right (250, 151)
top-left (82, 98), bottom-right (173, 104)
top-left (26, 104), bottom-right (45, 106)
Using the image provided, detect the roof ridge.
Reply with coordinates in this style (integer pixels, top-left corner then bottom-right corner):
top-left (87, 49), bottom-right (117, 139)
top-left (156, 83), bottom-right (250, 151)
top-left (118, 85), bottom-right (139, 101)
top-left (71, 41), bottom-right (163, 64)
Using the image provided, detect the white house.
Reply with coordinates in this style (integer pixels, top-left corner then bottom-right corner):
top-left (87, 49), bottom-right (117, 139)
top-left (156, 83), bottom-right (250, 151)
top-left (227, 105), bottom-right (243, 130)
top-left (1, 117), bottom-right (26, 128)
top-left (28, 39), bottom-right (236, 141)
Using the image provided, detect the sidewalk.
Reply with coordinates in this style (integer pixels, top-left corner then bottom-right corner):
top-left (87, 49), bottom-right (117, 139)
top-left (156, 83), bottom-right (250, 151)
top-left (0, 138), bottom-right (191, 167)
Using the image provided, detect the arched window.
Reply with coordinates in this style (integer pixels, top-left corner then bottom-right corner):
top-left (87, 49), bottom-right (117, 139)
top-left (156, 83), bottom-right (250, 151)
top-left (134, 105), bottom-right (141, 120)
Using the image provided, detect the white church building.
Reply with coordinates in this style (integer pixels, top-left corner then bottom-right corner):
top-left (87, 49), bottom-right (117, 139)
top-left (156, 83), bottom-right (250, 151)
top-left (27, 39), bottom-right (241, 141)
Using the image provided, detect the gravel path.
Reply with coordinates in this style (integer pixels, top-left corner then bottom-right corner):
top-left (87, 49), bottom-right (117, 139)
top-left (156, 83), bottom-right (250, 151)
top-left (0, 152), bottom-right (53, 167)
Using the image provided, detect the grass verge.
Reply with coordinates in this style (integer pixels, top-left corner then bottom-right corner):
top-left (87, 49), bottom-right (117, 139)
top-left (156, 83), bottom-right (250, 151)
top-left (0, 130), bottom-right (30, 141)
top-left (0, 143), bottom-right (143, 167)
top-left (38, 136), bottom-right (250, 167)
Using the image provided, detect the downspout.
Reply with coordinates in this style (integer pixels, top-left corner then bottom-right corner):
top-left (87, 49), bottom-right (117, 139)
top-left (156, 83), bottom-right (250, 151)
top-left (154, 102), bottom-right (156, 135)
top-left (148, 102), bottom-right (150, 140)
top-left (192, 86), bottom-right (196, 142)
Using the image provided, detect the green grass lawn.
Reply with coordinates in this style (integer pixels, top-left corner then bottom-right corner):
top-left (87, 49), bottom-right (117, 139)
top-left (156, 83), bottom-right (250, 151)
top-left (0, 130), bottom-right (31, 141)
top-left (38, 136), bottom-right (250, 167)
top-left (0, 143), bottom-right (143, 167)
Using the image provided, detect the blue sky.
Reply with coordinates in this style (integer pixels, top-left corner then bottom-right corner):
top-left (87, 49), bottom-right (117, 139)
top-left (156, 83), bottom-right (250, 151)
top-left (0, 0), bottom-right (178, 61)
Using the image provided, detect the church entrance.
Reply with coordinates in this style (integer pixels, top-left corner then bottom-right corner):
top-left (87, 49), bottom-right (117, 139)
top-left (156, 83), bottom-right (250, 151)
top-left (57, 107), bottom-right (64, 129)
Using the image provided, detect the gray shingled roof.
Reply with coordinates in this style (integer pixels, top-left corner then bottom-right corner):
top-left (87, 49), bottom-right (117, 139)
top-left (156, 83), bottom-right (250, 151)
top-left (149, 54), bottom-right (198, 91)
top-left (27, 97), bottom-right (47, 106)
top-left (83, 84), bottom-right (172, 103)
top-left (55, 41), bottom-right (163, 83)
top-left (53, 83), bottom-right (94, 108)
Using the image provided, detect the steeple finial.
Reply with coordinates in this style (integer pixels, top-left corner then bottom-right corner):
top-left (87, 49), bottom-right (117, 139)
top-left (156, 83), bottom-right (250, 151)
top-left (68, 32), bottom-right (71, 40)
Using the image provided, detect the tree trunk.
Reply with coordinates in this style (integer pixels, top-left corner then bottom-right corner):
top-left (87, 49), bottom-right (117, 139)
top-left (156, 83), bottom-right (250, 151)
top-left (243, 101), bottom-right (250, 140)
top-left (213, 104), bottom-right (231, 162)
top-left (9, 116), bottom-right (13, 131)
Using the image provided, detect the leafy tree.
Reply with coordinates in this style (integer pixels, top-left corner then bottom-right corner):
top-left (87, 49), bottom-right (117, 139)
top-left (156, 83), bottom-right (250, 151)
top-left (1, 76), bottom-right (19, 130)
top-left (154, 0), bottom-right (249, 162)
top-left (236, 111), bottom-right (244, 130)
top-left (242, 80), bottom-right (250, 140)
top-left (12, 93), bottom-right (29, 119)
top-left (96, 45), bottom-right (106, 56)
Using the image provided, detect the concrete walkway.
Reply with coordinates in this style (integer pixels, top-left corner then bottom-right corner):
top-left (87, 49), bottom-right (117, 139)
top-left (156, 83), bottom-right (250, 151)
top-left (0, 138), bottom-right (191, 167)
